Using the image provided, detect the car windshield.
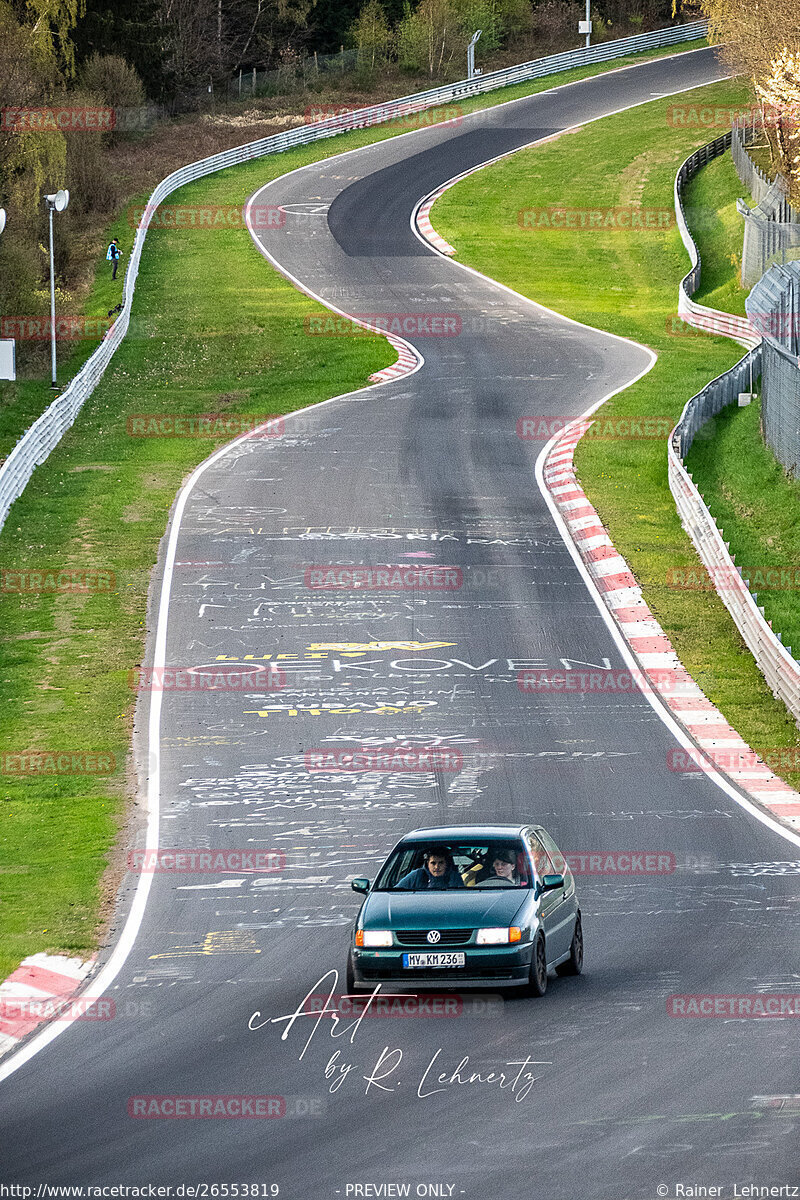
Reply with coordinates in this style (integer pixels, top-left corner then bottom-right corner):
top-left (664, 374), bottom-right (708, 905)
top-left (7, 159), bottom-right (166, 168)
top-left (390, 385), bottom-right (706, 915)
top-left (374, 840), bottom-right (531, 891)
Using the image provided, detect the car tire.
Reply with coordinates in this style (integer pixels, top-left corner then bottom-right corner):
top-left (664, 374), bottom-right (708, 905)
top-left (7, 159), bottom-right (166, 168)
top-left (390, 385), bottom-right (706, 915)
top-left (526, 933), bottom-right (548, 997)
top-left (346, 949), bottom-right (357, 993)
top-left (556, 911), bottom-right (583, 976)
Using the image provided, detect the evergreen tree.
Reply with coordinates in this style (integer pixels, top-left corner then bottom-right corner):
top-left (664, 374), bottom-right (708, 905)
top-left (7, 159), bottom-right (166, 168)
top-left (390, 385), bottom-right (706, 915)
top-left (73, 0), bottom-right (170, 97)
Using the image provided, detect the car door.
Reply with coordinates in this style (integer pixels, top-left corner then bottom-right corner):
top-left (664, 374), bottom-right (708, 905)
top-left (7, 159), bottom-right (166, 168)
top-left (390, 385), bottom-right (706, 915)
top-left (525, 830), bottom-right (572, 962)
top-left (537, 826), bottom-right (579, 951)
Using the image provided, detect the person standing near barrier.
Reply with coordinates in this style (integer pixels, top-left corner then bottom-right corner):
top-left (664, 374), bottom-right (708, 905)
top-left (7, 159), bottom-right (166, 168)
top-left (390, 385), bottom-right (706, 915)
top-left (107, 238), bottom-right (121, 280)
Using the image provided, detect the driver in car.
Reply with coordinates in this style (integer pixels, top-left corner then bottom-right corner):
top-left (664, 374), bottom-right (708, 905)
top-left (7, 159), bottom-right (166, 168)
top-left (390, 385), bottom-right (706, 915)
top-left (396, 849), bottom-right (465, 890)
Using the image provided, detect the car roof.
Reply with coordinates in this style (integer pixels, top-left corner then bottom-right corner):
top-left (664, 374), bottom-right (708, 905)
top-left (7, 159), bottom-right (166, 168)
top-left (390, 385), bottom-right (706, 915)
top-left (399, 825), bottom-right (531, 842)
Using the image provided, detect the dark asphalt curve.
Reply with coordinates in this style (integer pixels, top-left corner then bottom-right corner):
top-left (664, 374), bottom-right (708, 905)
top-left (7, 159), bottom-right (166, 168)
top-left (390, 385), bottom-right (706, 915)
top-left (1, 47), bottom-right (799, 1200)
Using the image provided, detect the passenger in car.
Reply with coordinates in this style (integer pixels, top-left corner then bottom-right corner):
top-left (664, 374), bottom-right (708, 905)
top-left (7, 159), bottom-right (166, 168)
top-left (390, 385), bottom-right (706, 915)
top-left (473, 847), bottom-right (524, 885)
top-left (396, 849), bottom-right (465, 890)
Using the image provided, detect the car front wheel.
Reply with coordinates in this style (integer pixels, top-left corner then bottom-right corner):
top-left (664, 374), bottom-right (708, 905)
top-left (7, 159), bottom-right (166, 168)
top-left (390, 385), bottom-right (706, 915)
top-left (556, 911), bottom-right (583, 976)
top-left (527, 933), bottom-right (548, 997)
top-left (346, 949), bottom-right (357, 993)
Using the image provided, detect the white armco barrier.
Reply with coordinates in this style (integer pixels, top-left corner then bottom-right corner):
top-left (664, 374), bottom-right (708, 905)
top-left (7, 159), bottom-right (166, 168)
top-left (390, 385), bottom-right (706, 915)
top-left (674, 132), bottom-right (760, 350)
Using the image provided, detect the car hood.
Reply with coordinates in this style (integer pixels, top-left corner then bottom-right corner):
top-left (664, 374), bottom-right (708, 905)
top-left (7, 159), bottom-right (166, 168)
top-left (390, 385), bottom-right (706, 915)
top-left (362, 889), bottom-right (527, 929)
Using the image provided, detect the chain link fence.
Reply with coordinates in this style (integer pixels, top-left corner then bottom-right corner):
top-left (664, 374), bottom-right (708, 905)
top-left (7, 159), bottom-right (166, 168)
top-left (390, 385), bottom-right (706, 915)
top-left (230, 48), bottom-right (361, 99)
top-left (732, 121), bottom-right (800, 286)
top-left (746, 260), bottom-right (800, 476)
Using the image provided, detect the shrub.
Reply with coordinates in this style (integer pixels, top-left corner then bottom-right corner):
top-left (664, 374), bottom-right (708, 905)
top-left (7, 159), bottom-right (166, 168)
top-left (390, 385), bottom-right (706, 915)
top-left (79, 53), bottom-right (146, 137)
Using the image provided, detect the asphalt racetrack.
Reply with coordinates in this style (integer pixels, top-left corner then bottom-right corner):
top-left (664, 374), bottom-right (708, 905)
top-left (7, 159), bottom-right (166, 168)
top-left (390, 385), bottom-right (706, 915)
top-left (1, 45), bottom-right (798, 1199)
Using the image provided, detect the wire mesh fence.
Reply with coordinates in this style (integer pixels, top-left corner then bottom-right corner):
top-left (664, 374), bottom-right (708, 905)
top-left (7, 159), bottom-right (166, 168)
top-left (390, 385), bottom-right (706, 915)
top-left (732, 121), bottom-right (800, 286)
top-left (747, 260), bottom-right (800, 477)
top-left (229, 48), bottom-right (362, 99)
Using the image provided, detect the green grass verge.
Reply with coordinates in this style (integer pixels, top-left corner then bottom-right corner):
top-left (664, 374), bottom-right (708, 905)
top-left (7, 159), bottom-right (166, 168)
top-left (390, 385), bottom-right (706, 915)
top-left (434, 75), bottom-right (800, 792)
top-left (686, 397), bottom-right (800, 661)
top-left (0, 33), bottom-right (711, 981)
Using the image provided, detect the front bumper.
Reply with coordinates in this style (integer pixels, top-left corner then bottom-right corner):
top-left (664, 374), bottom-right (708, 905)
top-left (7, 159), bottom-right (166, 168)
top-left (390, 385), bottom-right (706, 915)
top-left (352, 943), bottom-right (534, 990)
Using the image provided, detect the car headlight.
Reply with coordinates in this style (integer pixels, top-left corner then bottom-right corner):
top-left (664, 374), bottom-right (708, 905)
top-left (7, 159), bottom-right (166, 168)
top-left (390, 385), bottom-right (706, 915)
top-left (476, 927), bottom-right (522, 945)
top-left (356, 929), bottom-right (393, 948)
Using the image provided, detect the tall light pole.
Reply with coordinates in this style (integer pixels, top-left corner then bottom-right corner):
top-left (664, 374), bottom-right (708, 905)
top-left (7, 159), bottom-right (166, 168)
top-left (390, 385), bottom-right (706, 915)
top-left (44, 189), bottom-right (69, 389)
top-left (0, 207), bottom-right (14, 381)
top-left (579, 0), bottom-right (592, 47)
top-left (467, 30), bottom-right (482, 80)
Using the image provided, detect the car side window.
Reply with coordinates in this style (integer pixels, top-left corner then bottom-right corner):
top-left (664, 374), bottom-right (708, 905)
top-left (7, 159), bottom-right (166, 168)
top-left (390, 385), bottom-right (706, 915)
top-left (525, 832), bottom-right (555, 882)
top-left (536, 829), bottom-right (566, 874)
top-left (377, 847), bottom-right (421, 888)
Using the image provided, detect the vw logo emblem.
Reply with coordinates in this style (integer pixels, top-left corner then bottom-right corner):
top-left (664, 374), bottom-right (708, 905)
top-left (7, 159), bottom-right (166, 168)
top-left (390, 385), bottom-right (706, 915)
top-left (426, 930), bottom-right (441, 944)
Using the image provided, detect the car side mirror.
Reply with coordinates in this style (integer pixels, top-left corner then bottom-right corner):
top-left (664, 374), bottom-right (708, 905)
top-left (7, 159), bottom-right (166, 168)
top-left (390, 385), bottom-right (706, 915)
top-left (351, 877), bottom-right (370, 894)
top-left (540, 873), bottom-right (564, 892)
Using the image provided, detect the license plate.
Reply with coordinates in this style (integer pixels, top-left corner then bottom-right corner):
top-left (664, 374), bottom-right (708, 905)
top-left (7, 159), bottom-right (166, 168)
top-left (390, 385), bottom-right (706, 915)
top-left (402, 952), bottom-right (465, 969)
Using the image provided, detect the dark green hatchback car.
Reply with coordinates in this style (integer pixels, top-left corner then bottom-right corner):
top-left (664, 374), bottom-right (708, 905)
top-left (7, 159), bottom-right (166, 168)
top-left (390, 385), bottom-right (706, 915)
top-left (347, 823), bottom-right (582, 996)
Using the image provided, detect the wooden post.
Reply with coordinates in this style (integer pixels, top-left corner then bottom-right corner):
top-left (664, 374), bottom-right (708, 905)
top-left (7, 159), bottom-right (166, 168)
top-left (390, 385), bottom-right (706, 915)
top-left (252, 67), bottom-right (256, 95)
top-left (238, 68), bottom-right (242, 98)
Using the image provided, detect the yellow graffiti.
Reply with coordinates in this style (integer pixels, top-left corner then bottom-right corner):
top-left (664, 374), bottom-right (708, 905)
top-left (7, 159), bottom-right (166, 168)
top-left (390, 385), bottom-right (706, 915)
top-left (216, 642), bottom-right (457, 662)
top-left (149, 930), bottom-right (261, 959)
top-left (306, 642), bottom-right (456, 652)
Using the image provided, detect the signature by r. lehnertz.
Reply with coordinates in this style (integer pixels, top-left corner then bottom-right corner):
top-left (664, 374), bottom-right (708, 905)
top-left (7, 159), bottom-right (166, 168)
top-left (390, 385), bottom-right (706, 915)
top-left (248, 970), bottom-right (550, 1103)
